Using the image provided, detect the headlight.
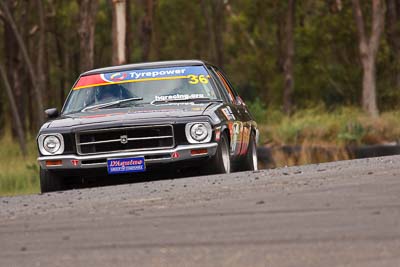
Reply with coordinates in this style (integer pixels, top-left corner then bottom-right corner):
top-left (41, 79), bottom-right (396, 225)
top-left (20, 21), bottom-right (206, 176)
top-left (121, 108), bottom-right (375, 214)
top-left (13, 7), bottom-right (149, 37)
top-left (38, 134), bottom-right (64, 155)
top-left (185, 122), bottom-right (212, 143)
top-left (44, 136), bottom-right (61, 153)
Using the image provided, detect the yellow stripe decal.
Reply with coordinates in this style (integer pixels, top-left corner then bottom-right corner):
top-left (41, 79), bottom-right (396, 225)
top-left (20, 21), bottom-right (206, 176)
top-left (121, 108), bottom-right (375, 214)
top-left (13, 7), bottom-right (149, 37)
top-left (73, 76), bottom-right (190, 90)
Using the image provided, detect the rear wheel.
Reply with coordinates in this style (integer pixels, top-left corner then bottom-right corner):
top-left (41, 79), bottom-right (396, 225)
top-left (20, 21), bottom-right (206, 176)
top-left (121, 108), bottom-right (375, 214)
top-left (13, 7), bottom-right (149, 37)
top-left (40, 168), bottom-right (65, 193)
top-left (208, 132), bottom-right (231, 174)
top-left (241, 131), bottom-right (258, 171)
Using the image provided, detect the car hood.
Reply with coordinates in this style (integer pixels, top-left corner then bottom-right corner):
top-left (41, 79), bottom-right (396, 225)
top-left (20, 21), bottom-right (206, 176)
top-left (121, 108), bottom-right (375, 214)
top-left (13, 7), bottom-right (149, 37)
top-left (46, 103), bottom-right (220, 129)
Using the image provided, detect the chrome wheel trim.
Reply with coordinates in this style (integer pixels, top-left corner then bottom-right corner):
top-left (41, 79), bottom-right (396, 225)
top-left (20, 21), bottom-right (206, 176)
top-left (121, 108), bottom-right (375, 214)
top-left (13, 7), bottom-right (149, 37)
top-left (252, 139), bottom-right (258, 171)
top-left (221, 139), bottom-right (231, 173)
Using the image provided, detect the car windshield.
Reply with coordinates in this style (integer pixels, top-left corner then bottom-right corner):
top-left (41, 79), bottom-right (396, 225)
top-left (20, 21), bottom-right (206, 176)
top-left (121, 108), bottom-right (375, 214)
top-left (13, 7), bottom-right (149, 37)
top-left (62, 65), bottom-right (219, 114)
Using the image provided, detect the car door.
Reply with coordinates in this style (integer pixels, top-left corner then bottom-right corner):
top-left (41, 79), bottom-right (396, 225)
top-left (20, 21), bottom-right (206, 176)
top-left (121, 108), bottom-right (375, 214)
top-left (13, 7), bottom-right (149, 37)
top-left (207, 66), bottom-right (240, 156)
top-left (210, 66), bottom-right (250, 157)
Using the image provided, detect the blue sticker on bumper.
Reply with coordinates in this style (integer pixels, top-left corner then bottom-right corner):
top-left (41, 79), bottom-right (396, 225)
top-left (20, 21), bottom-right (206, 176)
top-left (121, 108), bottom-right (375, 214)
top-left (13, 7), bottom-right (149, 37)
top-left (107, 157), bottom-right (145, 174)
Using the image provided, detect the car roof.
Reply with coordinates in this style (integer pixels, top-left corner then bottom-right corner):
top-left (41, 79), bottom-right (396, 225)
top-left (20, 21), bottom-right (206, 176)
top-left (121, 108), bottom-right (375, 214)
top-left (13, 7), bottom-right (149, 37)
top-left (81, 60), bottom-right (210, 76)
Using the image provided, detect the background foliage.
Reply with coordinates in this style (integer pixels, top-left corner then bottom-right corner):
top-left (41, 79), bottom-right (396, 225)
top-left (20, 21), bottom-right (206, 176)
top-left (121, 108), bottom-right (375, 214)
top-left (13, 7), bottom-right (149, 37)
top-left (2, 0), bottom-right (399, 123)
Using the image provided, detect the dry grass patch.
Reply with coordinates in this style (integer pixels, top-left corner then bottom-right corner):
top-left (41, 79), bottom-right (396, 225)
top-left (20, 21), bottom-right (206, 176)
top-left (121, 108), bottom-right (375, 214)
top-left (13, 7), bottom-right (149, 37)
top-left (0, 132), bottom-right (39, 196)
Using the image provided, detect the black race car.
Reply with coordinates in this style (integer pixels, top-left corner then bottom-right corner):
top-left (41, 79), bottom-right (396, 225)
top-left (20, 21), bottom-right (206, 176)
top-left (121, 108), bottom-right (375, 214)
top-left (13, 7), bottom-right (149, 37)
top-left (37, 60), bottom-right (258, 192)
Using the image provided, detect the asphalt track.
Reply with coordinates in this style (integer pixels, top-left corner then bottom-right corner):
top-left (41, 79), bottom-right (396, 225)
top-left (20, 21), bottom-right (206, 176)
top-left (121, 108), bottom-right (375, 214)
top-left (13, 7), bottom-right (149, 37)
top-left (1, 156), bottom-right (400, 267)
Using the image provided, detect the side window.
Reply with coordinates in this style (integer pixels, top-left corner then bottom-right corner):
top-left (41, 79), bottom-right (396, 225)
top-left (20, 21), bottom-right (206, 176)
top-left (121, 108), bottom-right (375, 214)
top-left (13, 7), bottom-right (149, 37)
top-left (207, 67), bottom-right (231, 103)
top-left (215, 70), bottom-right (239, 104)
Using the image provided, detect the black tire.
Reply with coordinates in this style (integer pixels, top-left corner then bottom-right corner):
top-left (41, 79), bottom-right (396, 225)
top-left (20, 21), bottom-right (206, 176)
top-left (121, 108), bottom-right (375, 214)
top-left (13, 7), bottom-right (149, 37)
top-left (40, 167), bottom-right (65, 193)
top-left (241, 131), bottom-right (258, 171)
top-left (208, 132), bottom-right (231, 174)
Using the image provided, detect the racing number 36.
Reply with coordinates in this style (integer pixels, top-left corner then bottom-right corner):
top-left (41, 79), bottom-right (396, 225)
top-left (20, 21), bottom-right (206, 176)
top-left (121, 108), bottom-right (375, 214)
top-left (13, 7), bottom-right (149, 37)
top-left (188, 75), bottom-right (209, 84)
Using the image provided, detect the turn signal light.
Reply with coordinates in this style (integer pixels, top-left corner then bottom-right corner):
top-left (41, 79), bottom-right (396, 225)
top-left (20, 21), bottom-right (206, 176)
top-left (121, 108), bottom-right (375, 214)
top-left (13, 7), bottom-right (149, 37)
top-left (45, 160), bottom-right (62, 166)
top-left (171, 152), bottom-right (180, 159)
top-left (191, 149), bottom-right (208, 155)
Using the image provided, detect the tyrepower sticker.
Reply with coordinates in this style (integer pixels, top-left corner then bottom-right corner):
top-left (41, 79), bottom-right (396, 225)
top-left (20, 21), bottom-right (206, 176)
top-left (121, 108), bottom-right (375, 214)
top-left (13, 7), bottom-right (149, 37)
top-left (73, 66), bottom-right (209, 90)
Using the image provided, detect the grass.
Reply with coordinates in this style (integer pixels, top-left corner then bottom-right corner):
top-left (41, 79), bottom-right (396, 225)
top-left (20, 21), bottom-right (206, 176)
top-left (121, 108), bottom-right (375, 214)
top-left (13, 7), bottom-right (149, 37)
top-left (2, 106), bottom-right (400, 196)
top-left (253, 106), bottom-right (400, 168)
top-left (0, 132), bottom-right (39, 196)
top-left (256, 106), bottom-right (400, 146)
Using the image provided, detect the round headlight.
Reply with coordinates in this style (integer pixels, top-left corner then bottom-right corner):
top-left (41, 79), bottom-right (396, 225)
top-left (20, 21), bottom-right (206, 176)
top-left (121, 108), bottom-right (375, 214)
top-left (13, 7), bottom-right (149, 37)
top-left (43, 136), bottom-right (61, 154)
top-left (190, 124), bottom-right (208, 141)
top-left (38, 134), bottom-right (64, 155)
top-left (185, 122), bottom-right (212, 143)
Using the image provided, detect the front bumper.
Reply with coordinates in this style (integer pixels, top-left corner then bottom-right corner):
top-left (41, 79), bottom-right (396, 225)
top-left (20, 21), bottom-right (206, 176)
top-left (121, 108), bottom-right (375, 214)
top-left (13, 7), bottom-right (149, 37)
top-left (38, 143), bottom-right (218, 170)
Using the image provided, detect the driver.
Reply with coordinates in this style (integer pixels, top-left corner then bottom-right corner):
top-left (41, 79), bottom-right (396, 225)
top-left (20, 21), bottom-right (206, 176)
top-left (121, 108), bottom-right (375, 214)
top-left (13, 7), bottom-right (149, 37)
top-left (96, 85), bottom-right (124, 104)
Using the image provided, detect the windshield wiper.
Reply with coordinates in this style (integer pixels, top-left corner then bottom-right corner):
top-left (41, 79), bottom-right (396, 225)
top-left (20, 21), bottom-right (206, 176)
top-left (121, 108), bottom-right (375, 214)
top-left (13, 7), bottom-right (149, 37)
top-left (82, 97), bottom-right (143, 112)
top-left (151, 97), bottom-right (222, 105)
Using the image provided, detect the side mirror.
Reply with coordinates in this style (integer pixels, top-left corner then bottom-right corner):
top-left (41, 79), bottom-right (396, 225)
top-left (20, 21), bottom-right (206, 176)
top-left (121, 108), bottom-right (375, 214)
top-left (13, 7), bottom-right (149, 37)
top-left (45, 108), bottom-right (59, 119)
top-left (236, 96), bottom-right (246, 106)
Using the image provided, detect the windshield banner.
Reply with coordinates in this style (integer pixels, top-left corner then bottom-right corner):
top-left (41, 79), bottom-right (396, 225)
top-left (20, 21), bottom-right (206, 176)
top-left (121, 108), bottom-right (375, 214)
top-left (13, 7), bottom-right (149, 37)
top-left (73, 66), bottom-right (209, 90)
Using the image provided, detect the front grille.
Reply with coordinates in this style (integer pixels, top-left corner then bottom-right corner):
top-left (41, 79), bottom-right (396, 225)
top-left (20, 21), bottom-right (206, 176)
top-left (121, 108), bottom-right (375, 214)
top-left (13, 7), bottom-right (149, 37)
top-left (76, 125), bottom-right (174, 155)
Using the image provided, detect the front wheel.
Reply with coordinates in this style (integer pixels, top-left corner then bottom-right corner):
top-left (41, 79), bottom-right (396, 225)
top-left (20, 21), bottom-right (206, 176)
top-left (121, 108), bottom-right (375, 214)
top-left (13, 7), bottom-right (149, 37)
top-left (207, 132), bottom-right (231, 174)
top-left (40, 168), bottom-right (65, 193)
